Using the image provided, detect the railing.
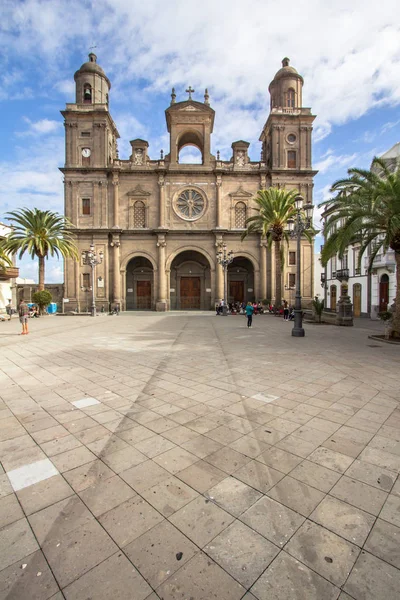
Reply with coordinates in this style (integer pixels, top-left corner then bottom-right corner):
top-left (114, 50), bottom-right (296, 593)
top-left (336, 269), bottom-right (349, 281)
top-left (354, 268), bottom-right (361, 276)
top-left (371, 251), bottom-right (396, 268)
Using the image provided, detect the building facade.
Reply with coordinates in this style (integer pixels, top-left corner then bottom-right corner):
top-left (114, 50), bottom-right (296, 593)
top-left (61, 54), bottom-right (316, 312)
top-left (0, 223), bottom-right (19, 314)
top-left (322, 142), bottom-right (399, 319)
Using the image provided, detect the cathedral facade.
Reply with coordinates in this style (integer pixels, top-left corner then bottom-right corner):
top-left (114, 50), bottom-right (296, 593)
top-left (61, 54), bottom-right (316, 312)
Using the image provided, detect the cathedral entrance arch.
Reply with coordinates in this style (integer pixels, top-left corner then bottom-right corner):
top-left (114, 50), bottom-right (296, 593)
top-left (170, 250), bottom-right (211, 310)
top-left (126, 257), bottom-right (154, 310)
top-left (228, 257), bottom-right (255, 305)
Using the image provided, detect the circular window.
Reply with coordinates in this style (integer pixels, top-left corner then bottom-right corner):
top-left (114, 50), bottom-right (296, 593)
top-left (287, 133), bottom-right (296, 143)
top-left (174, 188), bottom-right (206, 221)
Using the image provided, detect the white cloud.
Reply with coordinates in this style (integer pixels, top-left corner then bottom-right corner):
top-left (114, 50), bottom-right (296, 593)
top-left (1, 0), bottom-right (399, 152)
top-left (314, 151), bottom-right (359, 175)
top-left (18, 117), bottom-right (61, 136)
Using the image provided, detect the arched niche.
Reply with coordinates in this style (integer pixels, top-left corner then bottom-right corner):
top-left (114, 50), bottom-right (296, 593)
top-left (170, 250), bottom-right (212, 310)
top-left (177, 130), bottom-right (204, 164)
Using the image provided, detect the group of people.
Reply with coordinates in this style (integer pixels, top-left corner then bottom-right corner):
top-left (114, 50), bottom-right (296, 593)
top-left (216, 300), bottom-right (264, 316)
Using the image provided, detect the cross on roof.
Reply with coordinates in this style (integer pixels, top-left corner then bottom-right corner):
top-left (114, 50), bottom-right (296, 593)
top-left (186, 86), bottom-right (195, 100)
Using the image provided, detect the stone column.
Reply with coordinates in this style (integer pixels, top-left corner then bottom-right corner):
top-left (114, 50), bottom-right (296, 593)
top-left (112, 174), bottom-right (119, 228)
top-left (74, 260), bottom-right (80, 313)
top-left (216, 175), bottom-right (222, 228)
top-left (260, 241), bottom-right (267, 301)
top-left (158, 174), bottom-right (165, 228)
top-left (156, 234), bottom-right (167, 311)
top-left (271, 245), bottom-right (276, 304)
top-left (111, 236), bottom-right (121, 306)
top-left (214, 234), bottom-right (224, 301)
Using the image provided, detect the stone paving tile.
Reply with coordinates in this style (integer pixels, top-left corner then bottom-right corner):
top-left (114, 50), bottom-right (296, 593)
top-left (364, 518), bottom-right (400, 569)
top-left (256, 446), bottom-right (302, 473)
top-left (307, 447), bottom-right (354, 473)
top-left (0, 549), bottom-right (60, 600)
top-left (169, 495), bottom-right (235, 547)
top-left (156, 552), bottom-right (245, 600)
top-left (99, 496), bottom-right (164, 547)
top-left (78, 474), bottom-right (136, 516)
top-left (359, 446), bottom-right (400, 473)
top-left (16, 474), bottom-right (74, 516)
top-left (51, 446), bottom-right (97, 473)
top-left (251, 551), bottom-right (340, 600)
top-left (344, 550), bottom-right (400, 599)
top-left (310, 495), bottom-right (376, 546)
top-left (41, 519), bottom-right (117, 589)
top-left (124, 520), bottom-right (198, 588)
top-left (240, 495), bottom-right (305, 547)
top-left (290, 460), bottom-right (342, 492)
top-left (28, 495), bottom-right (93, 545)
top-left (0, 493), bottom-right (24, 528)
top-left (62, 459), bottom-right (115, 492)
top-left (380, 494), bottom-right (400, 527)
top-left (286, 520), bottom-right (359, 587)
top-left (64, 553), bottom-right (151, 599)
top-left (176, 460), bottom-right (227, 493)
top-left (204, 446), bottom-right (251, 474)
top-left (0, 518), bottom-right (39, 571)
top-left (266, 475), bottom-right (325, 517)
top-left (330, 475), bottom-right (388, 516)
top-left (344, 458), bottom-right (397, 492)
top-left (207, 477), bottom-right (262, 517)
top-left (141, 475), bottom-right (199, 516)
top-left (204, 520), bottom-right (279, 588)
top-left (234, 459), bottom-right (285, 493)
top-left (40, 434), bottom-right (82, 457)
top-left (120, 460), bottom-right (170, 493)
top-left (153, 446), bottom-right (199, 474)
top-left (204, 425), bottom-right (243, 444)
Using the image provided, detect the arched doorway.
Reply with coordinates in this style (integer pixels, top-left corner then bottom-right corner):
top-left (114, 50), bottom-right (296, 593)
top-left (228, 257), bottom-right (255, 305)
top-left (379, 274), bottom-right (389, 312)
top-left (170, 250), bottom-right (211, 310)
top-left (330, 285), bottom-right (337, 312)
top-left (353, 283), bottom-right (362, 317)
top-left (126, 257), bottom-right (154, 310)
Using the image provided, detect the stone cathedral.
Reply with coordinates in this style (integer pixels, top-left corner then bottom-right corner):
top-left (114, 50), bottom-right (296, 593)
top-left (61, 54), bottom-right (316, 312)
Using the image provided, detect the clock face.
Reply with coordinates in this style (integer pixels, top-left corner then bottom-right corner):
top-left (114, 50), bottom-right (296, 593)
top-left (82, 148), bottom-right (91, 158)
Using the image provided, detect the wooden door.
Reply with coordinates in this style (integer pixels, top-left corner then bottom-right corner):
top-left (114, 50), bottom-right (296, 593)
top-left (330, 285), bottom-right (337, 312)
top-left (379, 277), bottom-right (389, 312)
top-left (229, 281), bottom-right (244, 304)
top-left (353, 283), bottom-right (361, 317)
top-left (180, 277), bottom-right (200, 309)
top-left (136, 280), bottom-right (151, 309)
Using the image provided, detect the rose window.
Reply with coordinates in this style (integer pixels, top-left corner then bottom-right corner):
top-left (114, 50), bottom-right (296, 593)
top-left (176, 189), bottom-right (205, 220)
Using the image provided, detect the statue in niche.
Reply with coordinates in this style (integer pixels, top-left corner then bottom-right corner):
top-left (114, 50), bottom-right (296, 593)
top-left (236, 150), bottom-right (246, 166)
top-left (134, 148), bottom-right (144, 165)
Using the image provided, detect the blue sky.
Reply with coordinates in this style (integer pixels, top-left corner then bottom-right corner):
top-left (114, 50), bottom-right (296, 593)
top-left (1, 0), bottom-right (400, 283)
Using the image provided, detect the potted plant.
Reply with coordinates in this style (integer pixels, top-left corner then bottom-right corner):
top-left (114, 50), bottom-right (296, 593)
top-left (312, 295), bottom-right (324, 324)
top-left (378, 310), bottom-right (393, 340)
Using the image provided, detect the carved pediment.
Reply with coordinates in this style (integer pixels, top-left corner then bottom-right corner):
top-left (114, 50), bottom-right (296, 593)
top-left (179, 105), bottom-right (200, 112)
top-left (229, 185), bottom-right (253, 198)
top-left (127, 184), bottom-right (151, 197)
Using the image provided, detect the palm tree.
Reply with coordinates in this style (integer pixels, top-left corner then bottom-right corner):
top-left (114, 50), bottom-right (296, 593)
top-left (0, 246), bottom-right (13, 270)
top-left (319, 157), bottom-right (400, 337)
top-left (2, 208), bottom-right (79, 291)
top-left (242, 188), bottom-right (313, 309)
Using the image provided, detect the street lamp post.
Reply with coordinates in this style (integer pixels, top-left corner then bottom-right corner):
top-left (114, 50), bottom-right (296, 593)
top-left (81, 243), bottom-right (104, 317)
top-left (216, 243), bottom-right (234, 316)
top-left (287, 196), bottom-right (314, 337)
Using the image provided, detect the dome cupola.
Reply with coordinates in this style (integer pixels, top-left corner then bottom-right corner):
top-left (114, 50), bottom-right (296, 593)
top-left (74, 53), bottom-right (111, 106)
top-left (268, 57), bottom-right (303, 110)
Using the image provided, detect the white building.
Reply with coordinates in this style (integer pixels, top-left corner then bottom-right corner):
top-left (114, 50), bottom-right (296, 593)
top-left (322, 141), bottom-right (399, 319)
top-left (0, 223), bottom-right (19, 313)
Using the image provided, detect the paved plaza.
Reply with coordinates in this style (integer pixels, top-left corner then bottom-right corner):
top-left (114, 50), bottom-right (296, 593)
top-left (0, 312), bottom-right (400, 600)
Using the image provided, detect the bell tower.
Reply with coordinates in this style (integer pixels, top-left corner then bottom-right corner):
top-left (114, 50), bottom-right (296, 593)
top-left (61, 53), bottom-right (119, 173)
top-left (259, 57), bottom-right (316, 203)
top-left (164, 87), bottom-right (215, 168)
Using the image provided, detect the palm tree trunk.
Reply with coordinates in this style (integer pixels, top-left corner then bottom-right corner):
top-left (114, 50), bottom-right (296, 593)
top-left (275, 240), bottom-right (282, 310)
top-left (391, 252), bottom-right (400, 338)
top-left (38, 256), bottom-right (45, 291)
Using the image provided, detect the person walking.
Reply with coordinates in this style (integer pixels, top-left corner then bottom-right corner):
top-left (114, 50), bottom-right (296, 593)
top-left (18, 299), bottom-right (30, 335)
top-left (6, 300), bottom-right (13, 321)
top-left (283, 300), bottom-right (289, 321)
top-left (245, 301), bottom-right (254, 328)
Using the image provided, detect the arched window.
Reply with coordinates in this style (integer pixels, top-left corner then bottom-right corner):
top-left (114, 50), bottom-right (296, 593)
top-left (83, 84), bottom-right (92, 104)
top-left (287, 88), bottom-right (295, 108)
top-left (133, 201), bottom-right (146, 228)
top-left (235, 202), bottom-right (246, 229)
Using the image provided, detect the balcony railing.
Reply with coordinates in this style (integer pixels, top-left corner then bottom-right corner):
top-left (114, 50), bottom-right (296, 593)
top-left (0, 267), bottom-right (19, 280)
top-left (372, 251), bottom-right (396, 268)
top-left (354, 268), bottom-right (361, 276)
top-left (336, 269), bottom-right (349, 282)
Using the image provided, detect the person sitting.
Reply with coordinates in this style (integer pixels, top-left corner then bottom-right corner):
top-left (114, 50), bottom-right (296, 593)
top-left (257, 302), bottom-right (264, 314)
top-left (29, 305), bottom-right (39, 318)
top-left (288, 308), bottom-right (295, 321)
